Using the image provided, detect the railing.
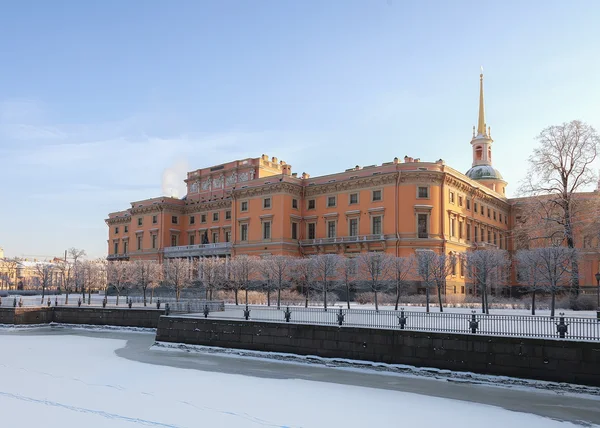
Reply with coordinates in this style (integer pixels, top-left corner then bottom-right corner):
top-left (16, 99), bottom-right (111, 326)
top-left (190, 305), bottom-right (600, 341)
top-left (107, 253), bottom-right (129, 260)
top-left (300, 234), bottom-right (386, 246)
top-left (164, 300), bottom-right (224, 314)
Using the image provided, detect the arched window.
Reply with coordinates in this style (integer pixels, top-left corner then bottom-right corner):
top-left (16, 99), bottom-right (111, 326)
top-left (488, 147), bottom-right (492, 160)
top-left (475, 146), bottom-right (483, 160)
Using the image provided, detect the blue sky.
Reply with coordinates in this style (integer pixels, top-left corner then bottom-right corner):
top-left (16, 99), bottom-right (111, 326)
top-left (1, 0), bottom-right (599, 259)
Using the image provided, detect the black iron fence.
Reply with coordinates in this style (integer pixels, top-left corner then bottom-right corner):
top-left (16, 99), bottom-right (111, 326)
top-left (189, 305), bottom-right (600, 341)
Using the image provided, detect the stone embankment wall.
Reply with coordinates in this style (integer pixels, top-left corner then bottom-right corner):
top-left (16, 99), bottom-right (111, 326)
top-left (155, 317), bottom-right (600, 386)
top-left (0, 307), bottom-right (164, 328)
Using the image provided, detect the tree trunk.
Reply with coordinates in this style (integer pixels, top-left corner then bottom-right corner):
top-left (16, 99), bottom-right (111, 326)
top-left (374, 289), bottom-right (379, 312)
top-left (564, 203), bottom-right (580, 301)
top-left (531, 289), bottom-right (536, 315)
top-left (267, 289), bottom-right (271, 306)
top-left (347, 282), bottom-right (351, 310)
top-left (65, 292), bottom-right (69, 305)
top-left (481, 285), bottom-right (486, 313)
top-left (116, 293), bottom-right (119, 306)
top-left (245, 287), bottom-right (248, 306)
top-left (437, 284), bottom-right (443, 313)
top-left (41, 286), bottom-right (46, 302)
top-left (304, 285), bottom-right (308, 308)
top-left (205, 286), bottom-right (209, 301)
top-left (176, 288), bottom-right (181, 302)
top-left (425, 288), bottom-right (430, 313)
top-left (484, 289), bottom-right (490, 315)
top-left (277, 288), bottom-right (281, 310)
top-left (150, 288), bottom-right (154, 304)
top-left (234, 289), bottom-right (239, 305)
top-left (394, 281), bottom-right (400, 311)
top-left (88, 288), bottom-right (91, 305)
top-left (143, 287), bottom-right (147, 306)
top-left (551, 290), bottom-right (556, 318)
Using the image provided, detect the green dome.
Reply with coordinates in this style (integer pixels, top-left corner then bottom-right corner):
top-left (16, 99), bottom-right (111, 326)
top-left (465, 165), bottom-right (504, 181)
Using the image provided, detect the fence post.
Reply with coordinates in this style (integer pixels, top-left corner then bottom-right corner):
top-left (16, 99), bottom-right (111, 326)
top-left (284, 306), bottom-right (291, 322)
top-left (165, 303), bottom-right (170, 316)
top-left (243, 305), bottom-right (250, 320)
top-left (556, 313), bottom-right (568, 339)
top-left (469, 311), bottom-right (479, 334)
top-left (397, 308), bottom-right (407, 329)
top-left (337, 307), bottom-right (345, 326)
top-left (203, 305), bottom-right (210, 318)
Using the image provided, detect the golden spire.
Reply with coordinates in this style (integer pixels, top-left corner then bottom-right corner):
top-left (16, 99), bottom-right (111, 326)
top-left (477, 69), bottom-right (487, 136)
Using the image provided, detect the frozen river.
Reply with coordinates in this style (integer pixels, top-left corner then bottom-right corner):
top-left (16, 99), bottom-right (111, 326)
top-left (0, 326), bottom-right (598, 427)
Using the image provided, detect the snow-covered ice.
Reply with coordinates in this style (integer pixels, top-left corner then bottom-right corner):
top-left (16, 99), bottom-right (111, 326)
top-left (0, 334), bottom-right (594, 427)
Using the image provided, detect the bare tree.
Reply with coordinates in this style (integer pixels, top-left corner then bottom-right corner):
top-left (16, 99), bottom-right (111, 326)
top-left (313, 254), bottom-right (340, 310)
top-left (515, 249), bottom-right (544, 315)
top-left (197, 258), bottom-right (223, 301)
top-left (230, 255), bottom-right (257, 306)
top-left (93, 258), bottom-right (108, 297)
top-left (519, 120), bottom-right (599, 298)
top-left (268, 255), bottom-right (293, 309)
top-left (106, 260), bottom-right (132, 305)
top-left (338, 256), bottom-right (357, 309)
top-left (55, 258), bottom-right (74, 304)
top-left (34, 262), bottom-right (54, 302)
top-left (164, 258), bottom-right (192, 302)
top-left (1, 257), bottom-right (22, 290)
top-left (415, 250), bottom-right (436, 313)
top-left (68, 248), bottom-right (87, 298)
top-left (76, 260), bottom-right (96, 305)
top-left (257, 258), bottom-right (276, 306)
top-left (530, 246), bottom-right (577, 317)
top-left (429, 253), bottom-right (457, 313)
top-left (357, 252), bottom-right (393, 311)
top-left (131, 260), bottom-right (162, 306)
top-left (290, 258), bottom-right (317, 308)
top-left (466, 249), bottom-right (510, 314)
top-left (391, 256), bottom-right (415, 310)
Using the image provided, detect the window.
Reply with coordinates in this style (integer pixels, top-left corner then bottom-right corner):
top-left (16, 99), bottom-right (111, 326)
top-left (505, 216), bottom-right (508, 225)
top-left (460, 259), bottom-right (465, 277)
top-left (487, 208), bottom-right (491, 218)
top-left (451, 257), bottom-right (457, 275)
top-left (291, 222), bottom-right (298, 240)
top-left (327, 220), bottom-right (336, 238)
top-left (115, 227), bottom-right (119, 234)
top-left (449, 191), bottom-right (455, 204)
top-left (349, 193), bottom-right (358, 204)
top-left (417, 214), bottom-right (428, 238)
top-left (499, 213), bottom-right (502, 223)
top-left (213, 212), bottom-right (219, 222)
top-left (225, 210), bottom-right (231, 220)
top-left (459, 196), bottom-right (464, 207)
top-left (493, 210), bottom-right (497, 220)
top-left (458, 221), bottom-right (463, 239)
top-left (493, 232), bottom-right (497, 246)
top-left (263, 198), bottom-right (271, 209)
top-left (487, 230), bottom-right (491, 243)
top-left (225, 231), bottom-right (231, 242)
top-left (450, 218), bottom-right (456, 237)
top-left (152, 215), bottom-right (158, 224)
top-left (466, 223), bottom-right (471, 241)
top-left (372, 190), bottom-right (382, 201)
top-left (201, 214), bottom-right (207, 223)
top-left (124, 226), bottom-right (128, 233)
top-left (349, 218), bottom-right (358, 237)
top-left (466, 199), bottom-right (471, 210)
top-left (499, 233), bottom-right (503, 249)
top-left (308, 199), bottom-right (315, 210)
top-left (240, 224), bottom-right (248, 241)
top-left (480, 205), bottom-right (484, 215)
top-left (327, 196), bottom-right (336, 208)
top-left (123, 241), bottom-right (128, 254)
top-left (212, 232), bottom-right (219, 243)
top-left (292, 199), bottom-right (298, 209)
top-left (474, 202), bottom-right (478, 213)
top-left (137, 236), bottom-right (142, 251)
top-left (189, 235), bottom-right (195, 245)
top-left (417, 186), bottom-right (429, 198)
top-left (241, 201), bottom-right (248, 212)
top-left (190, 215), bottom-right (195, 225)
top-left (138, 217), bottom-right (143, 226)
top-left (113, 242), bottom-right (119, 254)
top-left (372, 216), bottom-right (382, 235)
top-left (308, 223), bottom-right (316, 239)
top-left (171, 216), bottom-right (178, 224)
top-left (474, 226), bottom-right (478, 242)
top-left (152, 235), bottom-right (157, 249)
top-left (263, 221), bottom-right (271, 240)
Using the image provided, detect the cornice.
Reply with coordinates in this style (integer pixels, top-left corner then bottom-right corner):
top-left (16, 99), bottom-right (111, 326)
top-left (185, 199), bottom-right (232, 213)
top-left (232, 182), bottom-right (303, 198)
top-left (305, 173), bottom-right (398, 197)
top-left (105, 217), bottom-right (131, 225)
top-left (399, 171), bottom-right (444, 185)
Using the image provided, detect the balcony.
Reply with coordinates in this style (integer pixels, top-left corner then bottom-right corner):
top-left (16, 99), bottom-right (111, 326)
top-left (107, 253), bottom-right (129, 260)
top-left (300, 234), bottom-right (386, 246)
top-left (163, 242), bottom-right (232, 258)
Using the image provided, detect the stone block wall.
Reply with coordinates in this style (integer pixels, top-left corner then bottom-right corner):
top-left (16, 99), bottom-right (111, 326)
top-left (155, 317), bottom-right (600, 386)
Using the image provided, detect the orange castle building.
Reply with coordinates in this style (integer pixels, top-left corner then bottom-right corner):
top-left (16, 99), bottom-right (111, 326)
top-left (105, 74), bottom-right (600, 293)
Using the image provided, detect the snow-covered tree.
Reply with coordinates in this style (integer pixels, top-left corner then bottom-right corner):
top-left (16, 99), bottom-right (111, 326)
top-left (163, 258), bottom-right (192, 302)
top-left (465, 249), bottom-right (510, 314)
top-left (107, 260), bottom-right (133, 305)
top-left (357, 252), bottom-right (394, 311)
top-left (337, 256), bottom-right (357, 309)
top-left (290, 257), bottom-right (317, 308)
top-left (391, 256), bottom-right (415, 310)
top-left (131, 260), bottom-right (162, 306)
top-left (313, 254), bottom-right (340, 310)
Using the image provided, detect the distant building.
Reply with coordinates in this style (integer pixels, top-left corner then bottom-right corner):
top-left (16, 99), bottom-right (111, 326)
top-left (105, 73), bottom-right (600, 293)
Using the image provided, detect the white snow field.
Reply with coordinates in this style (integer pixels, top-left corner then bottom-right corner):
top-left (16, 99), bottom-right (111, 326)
top-left (0, 335), bottom-right (593, 428)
